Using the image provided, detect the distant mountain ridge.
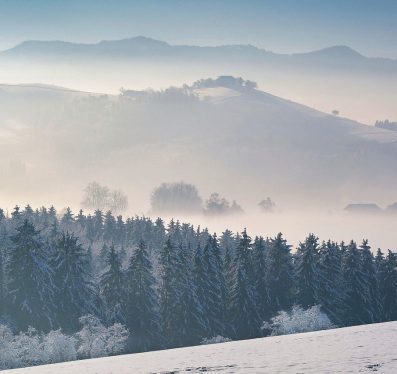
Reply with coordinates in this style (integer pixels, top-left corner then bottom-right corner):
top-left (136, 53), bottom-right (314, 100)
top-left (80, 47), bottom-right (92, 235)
top-left (1, 36), bottom-right (396, 125)
top-left (2, 36), bottom-right (395, 64)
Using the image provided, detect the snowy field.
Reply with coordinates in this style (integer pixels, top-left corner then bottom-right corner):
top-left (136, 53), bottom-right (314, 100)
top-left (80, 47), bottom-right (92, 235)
top-left (6, 322), bottom-right (397, 373)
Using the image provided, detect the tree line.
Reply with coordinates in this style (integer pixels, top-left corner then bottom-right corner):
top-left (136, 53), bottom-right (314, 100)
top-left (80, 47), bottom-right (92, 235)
top-left (0, 205), bottom-right (396, 354)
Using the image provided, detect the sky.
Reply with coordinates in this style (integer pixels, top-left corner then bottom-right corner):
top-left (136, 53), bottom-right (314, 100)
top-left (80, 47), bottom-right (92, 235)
top-left (0, 0), bottom-right (396, 58)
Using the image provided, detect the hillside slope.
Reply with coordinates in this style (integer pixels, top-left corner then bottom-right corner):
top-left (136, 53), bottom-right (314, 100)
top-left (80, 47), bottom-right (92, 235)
top-left (6, 322), bottom-right (397, 373)
top-left (1, 78), bottom-right (397, 210)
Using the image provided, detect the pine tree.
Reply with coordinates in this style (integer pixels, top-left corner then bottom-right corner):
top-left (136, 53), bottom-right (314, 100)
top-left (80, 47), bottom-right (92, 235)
top-left (100, 245), bottom-right (125, 324)
top-left (342, 241), bottom-right (372, 325)
top-left (52, 233), bottom-right (98, 332)
top-left (7, 220), bottom-right (56, 330)
top-left (265, 233), bottom-right (294, 314)
top-left (228, 229), bottom-right (261, 339)
top-left (294, 234), bottom-right (320, 307)
top-left (125, 241), bottom-right (161, 351)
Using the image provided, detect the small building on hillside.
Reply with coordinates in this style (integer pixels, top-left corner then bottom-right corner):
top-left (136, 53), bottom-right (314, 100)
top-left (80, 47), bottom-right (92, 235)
top-left (386, 203), bottom-right (397, 214)
top-left (344, 203), bottom-right (382, 214)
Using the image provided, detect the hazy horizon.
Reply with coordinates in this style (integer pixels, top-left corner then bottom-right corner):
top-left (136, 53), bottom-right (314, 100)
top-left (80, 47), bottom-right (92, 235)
top-left (0, 0), bottom-right (396, 58)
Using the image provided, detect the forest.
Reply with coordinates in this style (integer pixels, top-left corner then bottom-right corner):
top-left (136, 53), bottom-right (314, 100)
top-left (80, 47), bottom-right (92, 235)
top-left (0, 205), bottom-right (396, 368)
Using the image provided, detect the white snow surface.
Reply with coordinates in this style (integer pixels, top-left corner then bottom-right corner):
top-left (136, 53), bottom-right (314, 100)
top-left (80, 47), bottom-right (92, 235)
top-left (5, 322), bottom-right (397, 373)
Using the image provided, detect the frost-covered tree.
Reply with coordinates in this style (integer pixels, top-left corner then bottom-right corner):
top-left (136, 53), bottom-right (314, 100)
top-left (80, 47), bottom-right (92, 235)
top-left (294, 234), bottom-right (320, 307)
top-left (108, 190), bottom-right (129, 214)
top-left (125, 241), bottom-right (161, 351)
top-left (7, 220), bottom-right (55, 331)
top-left (75, 315), bottom-right (128, 359)
top-left (262, 305), bottom-right (335, 336)
top-left (52, 233), bottom-right (98, 332)
top-left (42, 329), bottom-right (77, 364)
top-left (100, 245), bottom-right (125, 324)
top-left (12, 327), bottom-right (48, 367)
top-left (82, 182), bottom-right (110, 211)
top-left (204, 193), bottom-right (243, 216)
top-left (0, 325), bottom-right (19, 370)
top-left (151, 182), bottom-right (202, 214)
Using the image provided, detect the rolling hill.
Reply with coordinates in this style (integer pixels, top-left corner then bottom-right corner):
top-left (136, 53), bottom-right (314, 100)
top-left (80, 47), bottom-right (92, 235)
top-left (0, 77), bottom-right (397, 211)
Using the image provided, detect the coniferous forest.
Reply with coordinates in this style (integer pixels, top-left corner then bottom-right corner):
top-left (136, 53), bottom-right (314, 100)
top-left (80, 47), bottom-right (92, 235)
top-left (0, 205), bottom-right (396, 357)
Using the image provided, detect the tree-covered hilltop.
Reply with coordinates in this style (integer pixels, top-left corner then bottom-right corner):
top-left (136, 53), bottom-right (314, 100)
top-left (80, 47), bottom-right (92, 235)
top-left (0, 205), bottom-right (396, 353)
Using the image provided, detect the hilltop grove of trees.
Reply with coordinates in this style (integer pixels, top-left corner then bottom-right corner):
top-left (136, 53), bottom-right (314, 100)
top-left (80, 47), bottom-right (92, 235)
top-left (0, 205), bottom-right (396, 369)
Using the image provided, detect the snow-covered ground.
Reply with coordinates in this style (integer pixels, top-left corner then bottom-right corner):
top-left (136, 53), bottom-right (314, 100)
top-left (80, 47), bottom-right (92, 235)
top-left (6, 322), bottom-right (397, 373)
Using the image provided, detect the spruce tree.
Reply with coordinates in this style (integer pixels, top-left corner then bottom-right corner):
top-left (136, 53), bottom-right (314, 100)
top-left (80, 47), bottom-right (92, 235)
top-left (202, 235), bottom-right (227, 336)
top-left (103, 211), bottom-right (116, 243)
top-left (228, 229), bottom-right (261, 339)
top-left (193, 243), bottom-right (210, 336)
top-left (52, 233), bottom-right (98, 332)
top-left (7, 220), bottom-right (55, 330)
top-left (317, 240), bottom-right (346, 325)
top-left (360, 240), bottom-right (381, 322)
top-left (0, 244), bottom-right (5, 318)
top-left (92, 209), bottom-right (104, 240)
top-left (60, 207), bottom-right (74, 230)
top-left (159, 238), bottom-right (182, 346)
top-left (379, 250), bottom-right (397, 321)
top-left (265, 233), bottom-right (294, 314)
top-left (100, 245), bottom-right (125, 324)
top-left (294, 234), bottom-right (320, 307)
top-left (115, 215), bottom-right (126, 246)
top-left (253, 236), bottom-right (269, 319)
top-left (175, 243), bottom-right (206, 345)
top-left (125, 241), bottom-right (161, 351)
top-left (342, 241), bottom-right (372, 325)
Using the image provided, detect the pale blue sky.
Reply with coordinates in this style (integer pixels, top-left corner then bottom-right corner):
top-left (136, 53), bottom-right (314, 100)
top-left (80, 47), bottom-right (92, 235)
top-left (0, 0), bottom-right (396, 58)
